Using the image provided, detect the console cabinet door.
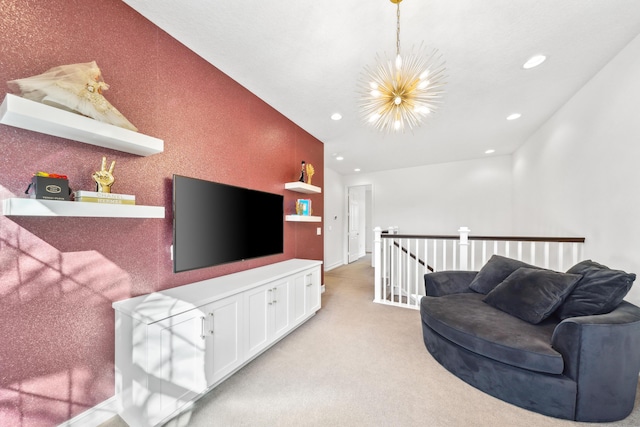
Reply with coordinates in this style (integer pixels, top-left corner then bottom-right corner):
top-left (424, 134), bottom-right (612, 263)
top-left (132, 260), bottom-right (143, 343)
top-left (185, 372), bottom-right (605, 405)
top-left (305, 267), bottom-right (321, 313)
top-left (293, 268), bottom-right (321, 325)
top-left (271, 279), bottom-right (291, 341)
top-left (244, 279), bottom-right (291, 360)
top-left (203, 294), bottom-right (244, 386)
top-left (148, 307), bottom-right (208, 425)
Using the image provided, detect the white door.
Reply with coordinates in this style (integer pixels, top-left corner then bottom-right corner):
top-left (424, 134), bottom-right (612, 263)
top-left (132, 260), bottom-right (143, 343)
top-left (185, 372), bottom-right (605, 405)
top-left (348, 187), bottom-right (360, 263)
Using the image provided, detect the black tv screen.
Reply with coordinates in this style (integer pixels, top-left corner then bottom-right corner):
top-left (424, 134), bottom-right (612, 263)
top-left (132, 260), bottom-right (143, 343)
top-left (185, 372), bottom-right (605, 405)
top-left (173, 175), bottom-right (284, 273)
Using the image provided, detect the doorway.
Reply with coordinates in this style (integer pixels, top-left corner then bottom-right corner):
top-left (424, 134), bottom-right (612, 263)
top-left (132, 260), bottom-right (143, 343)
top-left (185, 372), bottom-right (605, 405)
top-left (346, 184), bottom-right (372, 264)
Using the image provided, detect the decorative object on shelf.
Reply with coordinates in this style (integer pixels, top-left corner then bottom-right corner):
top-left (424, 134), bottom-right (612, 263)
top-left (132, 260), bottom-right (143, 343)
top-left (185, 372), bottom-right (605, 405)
top-left (7, 61), bottom-right (138, 131)
top-left (296, 199), bottom-right (311, 216)
top-left (298, 160), bottom-right (306, 183)
top-left (92, 156), bottom-right (116, 193)
top-left (25, 171), bottom-right (70, 201)
top-left (75, 190), bottom-right (135, 205)
top-left (359, 0), bottom-right (446, 133)
top-left (305, 163), bottom-right (315, 185)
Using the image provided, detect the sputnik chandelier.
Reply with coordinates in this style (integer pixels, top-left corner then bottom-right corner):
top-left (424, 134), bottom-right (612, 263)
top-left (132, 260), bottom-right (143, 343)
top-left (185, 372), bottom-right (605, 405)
top-left (359, 0), bottom-right (446, 133)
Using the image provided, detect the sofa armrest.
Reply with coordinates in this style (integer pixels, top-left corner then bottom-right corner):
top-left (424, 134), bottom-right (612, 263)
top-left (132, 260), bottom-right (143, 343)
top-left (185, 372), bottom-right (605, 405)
top-left (551, 301), bottom-right (640, 421)
top-left (424, 271), bottom-right (478, 297)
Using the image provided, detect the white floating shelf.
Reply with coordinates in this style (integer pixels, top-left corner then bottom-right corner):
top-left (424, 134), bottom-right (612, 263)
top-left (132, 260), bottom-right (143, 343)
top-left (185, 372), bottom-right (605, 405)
top-left (285, 215), bottom-right (321, 223)
top-left (0, 94), bottom-right (163, 156)
top-left (2, 198), bottom-right (165, 218)
top-left (284, 182), bottom-right (321, 194)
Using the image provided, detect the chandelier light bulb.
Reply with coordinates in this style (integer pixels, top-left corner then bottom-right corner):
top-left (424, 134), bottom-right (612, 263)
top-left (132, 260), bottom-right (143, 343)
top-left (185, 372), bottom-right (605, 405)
top-left (394, 96), bottom-right (402, 105)
top-left (395, 54), bottom-right (403, 70)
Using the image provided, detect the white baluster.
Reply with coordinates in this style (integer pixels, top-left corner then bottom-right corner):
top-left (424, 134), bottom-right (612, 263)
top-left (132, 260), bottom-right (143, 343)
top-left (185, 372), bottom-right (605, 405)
top-left (458, 226), bottom-right (470, 270)
top-left (374, 227), bottom-right (382, 303)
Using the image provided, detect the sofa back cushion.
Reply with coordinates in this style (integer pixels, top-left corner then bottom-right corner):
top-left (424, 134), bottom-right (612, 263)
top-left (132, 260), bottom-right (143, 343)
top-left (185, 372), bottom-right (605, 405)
top-left (483, 267), bottom-right (582, 324)
top-left (469, 255), bottom-right (543, 294)
top-left (556, 260), bottom-right (636, 320)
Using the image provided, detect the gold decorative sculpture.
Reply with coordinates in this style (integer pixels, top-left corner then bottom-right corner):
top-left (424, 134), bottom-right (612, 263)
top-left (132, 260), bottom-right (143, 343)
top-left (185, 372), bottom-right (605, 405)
top-left (93, 156), bottom-right (116, 193)
top-left (306, 163), bottom-right (315, 185)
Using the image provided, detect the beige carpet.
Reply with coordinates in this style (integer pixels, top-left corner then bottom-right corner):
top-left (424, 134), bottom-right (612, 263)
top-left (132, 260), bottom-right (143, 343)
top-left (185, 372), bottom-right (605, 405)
top-left (102, 256), bottom-right (640, 427)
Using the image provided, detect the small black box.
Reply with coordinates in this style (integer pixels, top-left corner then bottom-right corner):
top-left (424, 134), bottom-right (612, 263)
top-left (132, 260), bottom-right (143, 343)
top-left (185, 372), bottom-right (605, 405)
top-left (30, 176), bottom-right (70, 201)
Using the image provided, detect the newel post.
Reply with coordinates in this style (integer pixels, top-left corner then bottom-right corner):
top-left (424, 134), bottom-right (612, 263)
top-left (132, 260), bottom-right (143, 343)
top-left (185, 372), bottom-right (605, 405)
top-left (373, 227), bottom-right (382, 302)
top-left (458, 226), bottom-right (470, 270)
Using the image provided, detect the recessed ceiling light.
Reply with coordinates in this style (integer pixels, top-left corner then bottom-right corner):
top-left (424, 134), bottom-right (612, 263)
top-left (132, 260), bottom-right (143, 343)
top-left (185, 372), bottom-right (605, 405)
top-left (331, 113), bottom-right (342, 121)
top-left (523, 55), bottom-right (546, 69)
top-left (336, 156), bottom-right (344, 161)
top-left (354, 168), bottom-right (361, 172)
top-left (507, 113), bottom-right (522, 121)
top-left (485, 149), bottom-right (495, 154)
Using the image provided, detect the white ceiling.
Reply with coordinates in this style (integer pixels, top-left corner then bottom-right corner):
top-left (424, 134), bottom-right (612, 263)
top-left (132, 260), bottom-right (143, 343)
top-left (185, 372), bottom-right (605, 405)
top-left (122, 0), bottom-right (640, 175)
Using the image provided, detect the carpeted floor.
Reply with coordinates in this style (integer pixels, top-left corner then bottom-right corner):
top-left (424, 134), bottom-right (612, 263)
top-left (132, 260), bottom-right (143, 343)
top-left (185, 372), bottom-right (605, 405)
top-left (102, 255), bottom-right (640, 427)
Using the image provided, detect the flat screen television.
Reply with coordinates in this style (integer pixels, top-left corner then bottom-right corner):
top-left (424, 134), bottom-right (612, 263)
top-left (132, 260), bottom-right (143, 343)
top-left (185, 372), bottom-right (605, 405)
top-left (173, 174), bottom-right (284, 273)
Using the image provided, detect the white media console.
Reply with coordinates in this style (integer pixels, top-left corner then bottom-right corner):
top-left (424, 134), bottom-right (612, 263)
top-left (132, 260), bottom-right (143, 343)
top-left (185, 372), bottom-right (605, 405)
top-left (113, 258), bottom-right (322, 427)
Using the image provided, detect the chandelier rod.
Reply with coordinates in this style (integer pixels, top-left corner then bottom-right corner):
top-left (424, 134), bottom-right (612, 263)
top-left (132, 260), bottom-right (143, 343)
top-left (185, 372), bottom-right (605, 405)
top-left (396, 1), bottom-right (401, 57)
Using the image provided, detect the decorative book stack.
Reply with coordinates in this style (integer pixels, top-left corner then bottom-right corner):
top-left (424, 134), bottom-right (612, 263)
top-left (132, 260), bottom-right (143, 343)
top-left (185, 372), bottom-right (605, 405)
top-left (74, 190), bottom-right (135, 205)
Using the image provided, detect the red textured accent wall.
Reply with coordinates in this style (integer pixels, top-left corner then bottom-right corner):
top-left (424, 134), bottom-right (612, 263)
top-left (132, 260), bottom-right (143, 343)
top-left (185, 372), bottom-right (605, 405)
top-left (0, 1), bottom-right (324, 425)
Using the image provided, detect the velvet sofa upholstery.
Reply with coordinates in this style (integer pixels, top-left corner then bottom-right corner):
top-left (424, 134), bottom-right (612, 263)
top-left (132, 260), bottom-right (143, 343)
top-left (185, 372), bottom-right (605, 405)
top-left (420, 270), bottom-right (640, 422)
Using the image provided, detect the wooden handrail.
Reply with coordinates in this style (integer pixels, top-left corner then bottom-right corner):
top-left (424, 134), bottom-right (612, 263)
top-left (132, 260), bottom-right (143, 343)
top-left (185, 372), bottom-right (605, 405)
top-left (382, 234), bottom-right (585, 243)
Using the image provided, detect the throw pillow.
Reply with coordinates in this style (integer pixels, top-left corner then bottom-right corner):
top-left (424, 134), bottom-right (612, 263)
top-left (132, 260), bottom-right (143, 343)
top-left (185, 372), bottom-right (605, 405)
top-left (556, 260), bottom-right (636, 320)
top-left (483, 267), bottom-right (582, 324)
top-left (468, 254), bottom-right (542, 294)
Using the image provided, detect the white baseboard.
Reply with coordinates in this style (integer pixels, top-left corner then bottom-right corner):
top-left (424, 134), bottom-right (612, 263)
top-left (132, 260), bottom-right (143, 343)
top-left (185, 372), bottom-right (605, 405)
top-left (324, 261), bottom-right (344, 271)
top-left (57, 396), bottom-right (120, 427)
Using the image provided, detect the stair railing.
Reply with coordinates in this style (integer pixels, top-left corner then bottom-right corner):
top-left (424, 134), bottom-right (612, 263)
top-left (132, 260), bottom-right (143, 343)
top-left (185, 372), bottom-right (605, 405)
top-left (373, 226), bottom-right (586, 309)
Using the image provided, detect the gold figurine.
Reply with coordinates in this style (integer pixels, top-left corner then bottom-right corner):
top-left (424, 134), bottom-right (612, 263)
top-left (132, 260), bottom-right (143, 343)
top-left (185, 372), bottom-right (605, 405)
top-left (306, 163), bottom-right (315, 185)
top-left (93, 156), bottom-right (116, 193)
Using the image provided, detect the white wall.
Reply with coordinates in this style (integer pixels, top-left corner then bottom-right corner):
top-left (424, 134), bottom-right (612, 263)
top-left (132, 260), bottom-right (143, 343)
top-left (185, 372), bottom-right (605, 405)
top-left (323, 167), bottom-right (345, 270)
top-left (513, 34), bottom-right (640, 304)
top-left (342, 155), bottom-right (514, 236)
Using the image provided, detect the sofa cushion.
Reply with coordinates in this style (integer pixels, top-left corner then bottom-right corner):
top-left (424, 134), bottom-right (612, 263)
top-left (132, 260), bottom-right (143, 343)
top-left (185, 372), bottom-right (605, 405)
top-left (556, 260), bottom-right (636, 320)
top-left (468, 255), bottom-right (542, 294)
top-left (420, 293), bottom-right (564, 374)
top-left (483, 268), bottom-right (582, 324)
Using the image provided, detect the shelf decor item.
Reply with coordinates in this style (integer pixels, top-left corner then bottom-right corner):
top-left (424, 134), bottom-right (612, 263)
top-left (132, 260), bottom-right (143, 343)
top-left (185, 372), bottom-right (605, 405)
top-left (92, 156), bottom-right (116, 193)
top-left (7, 61), bottom-right (138, 131)
top-left (298, 160), bottom-right (306, 183)
top-left (296, 199), bottom-right (311, 216)
top-left (306, 163), bottom-right (315, 185)
top-left (74, 190), bottom-right (135, 205)
top-left (25, 171), bottom-right (70, 201)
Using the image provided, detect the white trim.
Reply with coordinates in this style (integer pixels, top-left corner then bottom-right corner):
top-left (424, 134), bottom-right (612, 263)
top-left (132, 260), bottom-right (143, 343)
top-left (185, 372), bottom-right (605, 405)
top-left (57, 396), bottom-right (120, 427)
top-left (324, 260), bottom-right (344, 271)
